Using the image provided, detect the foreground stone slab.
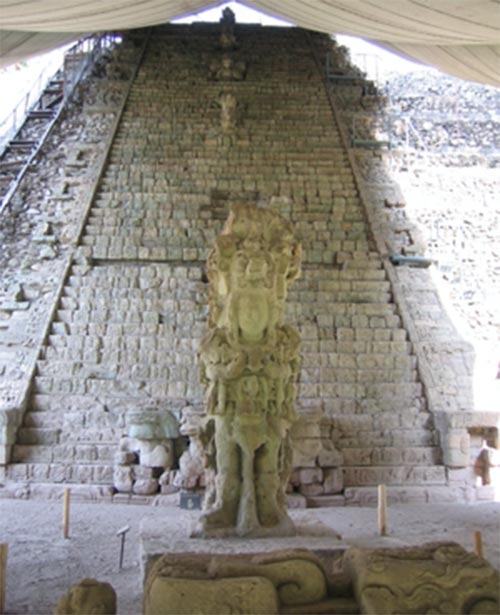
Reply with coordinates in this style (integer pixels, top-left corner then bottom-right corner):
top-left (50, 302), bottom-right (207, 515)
top-left (56, 578), bottom-right (116, 614)
top-left (344, 542), bottom-right (499, 615)
top-left (144, 551), bottom-right (340, 615)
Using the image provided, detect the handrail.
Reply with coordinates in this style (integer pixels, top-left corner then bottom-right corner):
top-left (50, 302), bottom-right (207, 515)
top-left (63, 32), bottom-right (117, 100)
top-left (0, 57), bottom-right (62, 153)
top-left (0, 32), bottom-right (121, 216)
top-left (0, 33), bottom-right (118, 156)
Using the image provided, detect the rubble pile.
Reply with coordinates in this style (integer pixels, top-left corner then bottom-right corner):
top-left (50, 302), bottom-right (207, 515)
top-left (385, 70), bottom-right (500, 165)
top-left (385, 71), bottom-right (500, 403)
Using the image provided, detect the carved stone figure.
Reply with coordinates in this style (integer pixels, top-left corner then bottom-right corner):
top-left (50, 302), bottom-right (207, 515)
top-left (56, 578), bottom-right (116, 615)
top-left (218, 93), bottom-right (239, 133)
top-left (219, 7), bottom-right (238, 50)
top-left (196, 204), bottom-right (302, 537)
top-left (209, 54), bottom-right (247, 81)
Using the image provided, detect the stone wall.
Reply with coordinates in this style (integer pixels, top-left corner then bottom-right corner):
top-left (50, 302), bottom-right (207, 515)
top-left (1, 22), bottom-right (496, 502)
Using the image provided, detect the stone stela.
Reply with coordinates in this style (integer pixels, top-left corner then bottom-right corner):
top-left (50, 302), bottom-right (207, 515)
top-left (194, 204), bottom-right (302, 538)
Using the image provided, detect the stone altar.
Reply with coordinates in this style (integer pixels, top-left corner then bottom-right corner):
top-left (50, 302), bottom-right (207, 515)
top-left (195, 204), bottom-right (302, 537)
top-left (141, 538), bottom-right (499, 615)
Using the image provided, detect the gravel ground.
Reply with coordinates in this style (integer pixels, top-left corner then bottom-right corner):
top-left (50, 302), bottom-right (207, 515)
top-left (0, 496), bottom-right (498, 614)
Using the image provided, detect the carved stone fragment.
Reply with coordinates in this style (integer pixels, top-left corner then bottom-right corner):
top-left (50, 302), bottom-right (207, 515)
top-left (345, 542), bottom-right (500, 614)
top-left (143, 551), bottom-right (329, 615)
top-left (218, 93), bottom-right (239, 133)
top-left (219, 7), bottom-right (238, 50)
top-left (209, 54), bottom-right (247, 81)
top-left (56, 578), bottom-right (116, 615)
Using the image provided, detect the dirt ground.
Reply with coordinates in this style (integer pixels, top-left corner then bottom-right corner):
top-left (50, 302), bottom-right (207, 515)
top-left (0, 496), bottom-right (499, 614)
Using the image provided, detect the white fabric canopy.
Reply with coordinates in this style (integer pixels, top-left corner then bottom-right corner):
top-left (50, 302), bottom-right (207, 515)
top-left (1, 1), bottom-right (499, 85)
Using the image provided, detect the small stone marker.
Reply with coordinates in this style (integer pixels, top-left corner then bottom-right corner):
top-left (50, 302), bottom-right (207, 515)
top-left (0, 543), bottom-right (7, 615)
top-left (116, 525), bottom-right (131, 570)
top-left (63, 488), bottom-right (71, 539)
top-left (377, 484), bottom-right (387, 536)
top-left (474, 530), bottom-right (483, 558)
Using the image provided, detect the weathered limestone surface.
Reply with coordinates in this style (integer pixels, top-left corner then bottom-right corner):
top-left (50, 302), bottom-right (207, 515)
top-left (3, 22), bottom-right (491, 498)
top-left (56, 578), bottom-right (116, 615)
top-left (143, 551), bottom-right (336, 615)
top-left (143, 542), bottom-right (498, 614)
top-left (345, 542), bottom-right (499, 614)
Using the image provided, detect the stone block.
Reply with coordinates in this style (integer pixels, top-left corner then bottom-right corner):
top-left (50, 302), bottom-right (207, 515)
top-left (291, 438), bottom-right (322, 468)
top-left (0, 444), bottom-right (12, 465)
top-left (322, 468), bottom-right (343, 494)
top-left (317, 445), bottom-right (343, 467)
top-left (145, 576), bottom-right (279, 615)
top-left (291, 467), bottom-right (323, 486)
top-left (299, 483), bottom-right (324, 496)
top-left (345, 543), bottom-right (499, 615)
top-left (442, 429), bottom-right (470, 468)
top-left (132, 465), bottom-right (154, 479)
top-left (133, 478), bottom-right (159, 495)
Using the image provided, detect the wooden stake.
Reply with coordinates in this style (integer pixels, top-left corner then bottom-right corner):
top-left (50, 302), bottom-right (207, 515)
top-left (474, 530), bottom-right (483, 558)
top-left (0, 543), bottom-right (7, 615)
top-left (63, 488), bottom-right (71, 539)
top-left (378, 484), bottom-right (387, 536)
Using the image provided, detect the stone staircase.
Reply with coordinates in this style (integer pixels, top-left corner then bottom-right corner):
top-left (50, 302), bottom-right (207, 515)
top-left (7, 23), bottom-right (445, 496)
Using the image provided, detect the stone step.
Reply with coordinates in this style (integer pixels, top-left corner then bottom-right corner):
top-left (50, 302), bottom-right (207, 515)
top-left (336, 428), bottom-right (439, 448)
top-left (31, 393), bottom-right (103, 412)
top-left (342, 485), bottom-right (468, 506)
top-left (26, 400), bottom-right (130, 427)
top-left (341, 446), bottom-right (442, 467)
top-left (17, 427), bottom-right (61, 445)
top-left (42, 336), bottom-right (201, 356)
top-left (301, 348), bottom-right (414, 367)
top-left (302, 367), bottom-right (418, 384)
top-left (55, 309), bottom-right (178, 325)
top-left (35, 360), bottom-right (199, 383)
top-left (299, 303), bottom-right (397, 316)
top-left (25, 401), bottom-right (128, 426)
top-left (23, 411), bottom-right (61, 428)
top-left (32, 376), bottom-right (200, 399)
top-left (11, 443), bottom-right (115, 464)
top-left (303, 353), bottom-right (416, 369)
top-left (323, 396), bottom-right (426, 416)
top-left (18, 422), bottom-right (124, 445)
top-left (41, 345), bottom-right (200, 364)
top-left (6, 462), bottom-right (114, 484)
top-left (342, 465), bottom-right (447, 487)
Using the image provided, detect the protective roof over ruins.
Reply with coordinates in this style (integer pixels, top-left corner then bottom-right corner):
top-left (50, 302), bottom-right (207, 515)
top-left (1, 0), bottom-right (499, 85)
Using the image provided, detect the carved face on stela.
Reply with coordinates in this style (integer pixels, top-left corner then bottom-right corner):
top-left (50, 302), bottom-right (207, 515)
top-left (207, 205), bottom-right (301, 333)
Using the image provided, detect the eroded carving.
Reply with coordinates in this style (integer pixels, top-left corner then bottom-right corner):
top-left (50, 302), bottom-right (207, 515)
top-left (217, 93), bottom-right (239, 133)
top-left (143, 551), bottom-right (328, 615)
top-left (56, 578), bottom-right (116, 615)
top-left (209, 54), bottom-right (247, 81)
top-left (219, 7), bottom-right (238, 50)
top-left (345, 542), bottom-right (500, 615)
top-left (195, 204), bottom-right (302, 537)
